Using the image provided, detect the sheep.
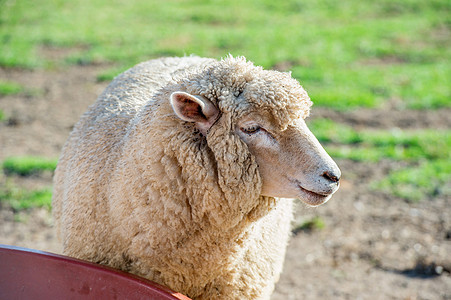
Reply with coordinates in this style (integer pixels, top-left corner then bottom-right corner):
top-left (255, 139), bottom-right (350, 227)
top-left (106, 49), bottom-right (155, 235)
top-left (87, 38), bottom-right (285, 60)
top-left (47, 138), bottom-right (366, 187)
top-left (52, 55), bottom-right (341, 300)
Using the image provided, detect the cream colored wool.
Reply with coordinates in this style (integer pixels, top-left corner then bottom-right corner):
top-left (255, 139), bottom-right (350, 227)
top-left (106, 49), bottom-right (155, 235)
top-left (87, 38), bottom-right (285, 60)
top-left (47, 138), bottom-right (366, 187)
top-left (53, 56), bottom-right (313, 299)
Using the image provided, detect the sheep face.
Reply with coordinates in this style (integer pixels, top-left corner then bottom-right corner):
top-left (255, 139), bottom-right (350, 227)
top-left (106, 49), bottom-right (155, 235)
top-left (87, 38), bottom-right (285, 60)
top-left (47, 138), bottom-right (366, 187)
top-left (235, 111), bottom-right (341, 206)
top-left (170, 90), bottom-right (340, 207)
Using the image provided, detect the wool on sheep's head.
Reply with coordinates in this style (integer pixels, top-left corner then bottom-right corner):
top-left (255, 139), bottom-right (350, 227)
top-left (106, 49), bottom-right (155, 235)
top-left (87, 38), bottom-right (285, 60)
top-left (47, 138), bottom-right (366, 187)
top-left (180, 55), bottom-right (312, 128)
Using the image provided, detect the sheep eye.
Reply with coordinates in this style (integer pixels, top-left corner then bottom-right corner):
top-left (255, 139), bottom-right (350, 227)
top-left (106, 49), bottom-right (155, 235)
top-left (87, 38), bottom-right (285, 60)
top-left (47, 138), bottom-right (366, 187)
top-left (241, 125), bottom-right (261, 134)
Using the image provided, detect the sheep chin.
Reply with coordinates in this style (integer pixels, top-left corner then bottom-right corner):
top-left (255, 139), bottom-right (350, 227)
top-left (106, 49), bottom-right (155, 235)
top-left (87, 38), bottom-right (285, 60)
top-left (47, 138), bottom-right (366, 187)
top-left (296, 186), bottom-right (332, 207)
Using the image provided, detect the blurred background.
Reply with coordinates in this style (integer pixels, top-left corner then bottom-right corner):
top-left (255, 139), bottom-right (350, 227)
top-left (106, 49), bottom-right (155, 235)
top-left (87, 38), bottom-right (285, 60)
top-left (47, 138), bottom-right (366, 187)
top-left (0, 0), bottom-right (450, 299)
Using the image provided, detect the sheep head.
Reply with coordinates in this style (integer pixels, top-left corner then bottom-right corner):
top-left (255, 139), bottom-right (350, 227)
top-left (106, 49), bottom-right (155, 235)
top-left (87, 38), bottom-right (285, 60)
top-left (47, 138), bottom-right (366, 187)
top-left (170, 56), bottom-right (340, 208)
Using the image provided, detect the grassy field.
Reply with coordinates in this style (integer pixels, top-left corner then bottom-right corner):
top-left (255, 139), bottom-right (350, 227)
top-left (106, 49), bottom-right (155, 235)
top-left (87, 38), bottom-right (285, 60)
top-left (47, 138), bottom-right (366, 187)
top-left (0, 0), bottom-right (450, 208)
top-left (1, 2), bottom-right (451, 298)
top-left (1, 0), bottom-right (450, 109)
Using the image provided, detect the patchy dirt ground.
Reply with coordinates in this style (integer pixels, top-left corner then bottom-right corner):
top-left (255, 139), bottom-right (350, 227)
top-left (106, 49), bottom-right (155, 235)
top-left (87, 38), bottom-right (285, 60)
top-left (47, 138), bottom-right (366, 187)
top-left (0, 64), bottom-right (450, 300)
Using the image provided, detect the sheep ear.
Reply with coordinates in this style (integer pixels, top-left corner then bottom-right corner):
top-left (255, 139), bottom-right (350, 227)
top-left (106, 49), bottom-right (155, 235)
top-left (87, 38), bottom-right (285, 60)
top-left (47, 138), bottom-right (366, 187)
top-left (170, 92), bottom-right (219, 132)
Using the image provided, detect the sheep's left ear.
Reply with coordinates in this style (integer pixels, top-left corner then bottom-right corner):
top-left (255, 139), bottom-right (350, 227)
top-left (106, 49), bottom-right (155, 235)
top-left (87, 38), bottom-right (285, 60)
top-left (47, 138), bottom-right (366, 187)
top-left (170, 92), bottom-right (219, 133)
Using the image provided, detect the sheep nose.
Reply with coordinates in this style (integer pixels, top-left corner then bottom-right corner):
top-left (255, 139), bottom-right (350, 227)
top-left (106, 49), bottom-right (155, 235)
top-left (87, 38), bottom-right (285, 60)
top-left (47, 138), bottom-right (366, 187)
top-left (322, 169), bottom-right (341, 183)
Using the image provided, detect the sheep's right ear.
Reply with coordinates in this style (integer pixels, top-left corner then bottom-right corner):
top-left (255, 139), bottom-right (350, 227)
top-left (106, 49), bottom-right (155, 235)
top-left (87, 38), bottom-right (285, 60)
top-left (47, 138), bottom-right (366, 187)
top-left (170, 92), bottom-right (219, 133)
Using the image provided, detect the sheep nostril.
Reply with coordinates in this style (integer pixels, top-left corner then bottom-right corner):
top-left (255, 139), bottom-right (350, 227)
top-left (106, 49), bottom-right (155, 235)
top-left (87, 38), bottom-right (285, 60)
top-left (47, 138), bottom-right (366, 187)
top-left (322, 170), bottom-right (340, 183)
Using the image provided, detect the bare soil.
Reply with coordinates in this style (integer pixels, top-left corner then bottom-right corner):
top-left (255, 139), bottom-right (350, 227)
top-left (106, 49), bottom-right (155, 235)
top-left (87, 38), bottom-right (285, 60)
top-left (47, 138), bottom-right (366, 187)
top-left (1, 65), bottom-right (450, 300)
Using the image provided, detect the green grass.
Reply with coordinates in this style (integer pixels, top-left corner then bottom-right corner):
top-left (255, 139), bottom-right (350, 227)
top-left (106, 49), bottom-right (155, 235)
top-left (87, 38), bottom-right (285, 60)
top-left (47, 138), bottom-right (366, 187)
top-left (309, 119), bottom-right (450, 162)
top-left (1, 0), bottom-right (450, 110)
top-left (0, 109), bottom-right (4, 122)
top-left (373, 159), bottom-right (451, 202)
top-left (2, 156), bottom-right (58, 176)
top-left (0, 157), bottom-right (56, 212)
top-left (0, 184), bottom-right (52, 211)
top-left (0, 81), bottom-right (23, 96)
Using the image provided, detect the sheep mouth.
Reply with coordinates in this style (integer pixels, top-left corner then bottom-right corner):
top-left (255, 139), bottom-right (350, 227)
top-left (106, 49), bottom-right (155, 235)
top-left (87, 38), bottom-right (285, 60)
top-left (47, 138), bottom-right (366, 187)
top-left (296, 184), bottom-right (332, 207)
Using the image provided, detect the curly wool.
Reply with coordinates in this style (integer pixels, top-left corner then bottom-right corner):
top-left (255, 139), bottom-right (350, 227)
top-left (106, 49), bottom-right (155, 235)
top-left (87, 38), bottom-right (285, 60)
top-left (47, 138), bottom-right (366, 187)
top-left (52, 56), bottom-right (312, 299)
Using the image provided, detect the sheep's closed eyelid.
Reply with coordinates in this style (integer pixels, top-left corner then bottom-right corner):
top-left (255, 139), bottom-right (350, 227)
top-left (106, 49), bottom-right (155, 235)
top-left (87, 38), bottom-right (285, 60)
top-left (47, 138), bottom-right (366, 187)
top-left (241, 125), bottom-right (262, 134)
top-left (240, 126), bottom-right (277, 143)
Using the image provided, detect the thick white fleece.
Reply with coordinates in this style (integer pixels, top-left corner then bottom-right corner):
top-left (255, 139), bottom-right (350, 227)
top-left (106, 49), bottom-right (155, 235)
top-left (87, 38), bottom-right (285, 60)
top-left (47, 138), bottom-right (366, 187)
top-left (53, 56), bottom-right (312, 299)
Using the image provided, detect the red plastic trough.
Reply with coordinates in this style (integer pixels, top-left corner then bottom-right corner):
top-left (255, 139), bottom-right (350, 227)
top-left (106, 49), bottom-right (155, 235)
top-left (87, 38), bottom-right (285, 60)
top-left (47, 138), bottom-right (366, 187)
top-left (0, 244), bottom-right (191, 300)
